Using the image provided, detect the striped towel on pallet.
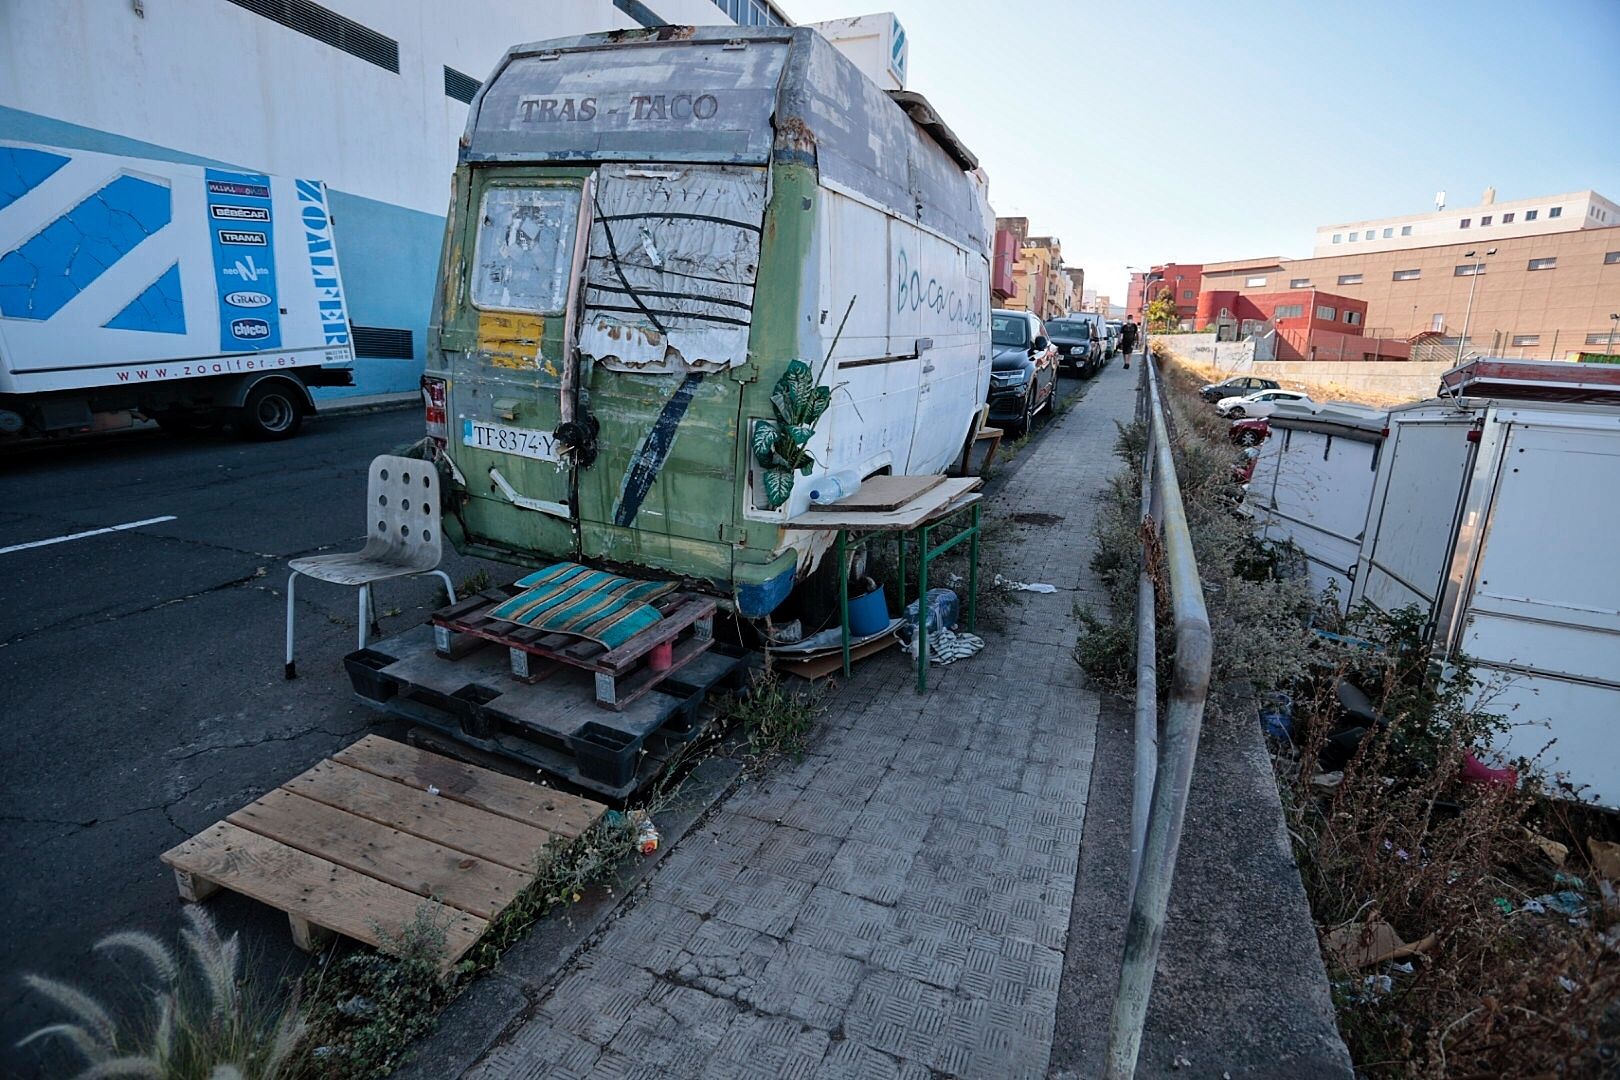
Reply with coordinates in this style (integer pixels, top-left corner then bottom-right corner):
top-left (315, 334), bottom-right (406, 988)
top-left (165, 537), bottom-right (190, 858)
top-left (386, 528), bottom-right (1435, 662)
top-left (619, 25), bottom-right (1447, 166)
top-left (488, 563), bottom-right (678, 648)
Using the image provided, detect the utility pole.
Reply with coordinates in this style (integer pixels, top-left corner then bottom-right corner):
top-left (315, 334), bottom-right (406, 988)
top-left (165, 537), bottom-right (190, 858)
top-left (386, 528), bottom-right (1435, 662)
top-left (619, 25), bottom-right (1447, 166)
top-left (1456, 247), bottom-right (1496, 363)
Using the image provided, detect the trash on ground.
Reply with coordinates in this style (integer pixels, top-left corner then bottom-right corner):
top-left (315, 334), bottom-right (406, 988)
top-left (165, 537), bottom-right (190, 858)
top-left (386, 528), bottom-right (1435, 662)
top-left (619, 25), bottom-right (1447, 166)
top-left (1325, 919), bottom-right (1436, 969)
top-left (633, 811), bottom-right (660, 855)
top-left (1525, 829), bottom-right (1569, 867)
top-left (767, 619), bottom-right (804, 645)
top-left (604, 809), bottom-right (660, 855)
top-left (1558, 976), bottom-right (1579, 993)
top-left (1526, 891), bottom-right (1586, 918)
top-left (1493, 897), bottom-right (1515, 915)
top-left (1460, 751), bottom-right (1517, 788)
top-left (1258, 691), bottom-right (1293, 741)
top-left (1588, 837), bottom-right (1620, 882)
top-left (1311, 771), bottom-right (1344, 789)
top-left (426, 784), bottom-right (440, 796)
top-left (1358, 974), bottom-right (1394, 998)
top-left (993, 574), bottom-right (1056, 593)
top-left (901, 588), bottom-right (959, 640)
top-left (904, 626), bottom-right (985, 665)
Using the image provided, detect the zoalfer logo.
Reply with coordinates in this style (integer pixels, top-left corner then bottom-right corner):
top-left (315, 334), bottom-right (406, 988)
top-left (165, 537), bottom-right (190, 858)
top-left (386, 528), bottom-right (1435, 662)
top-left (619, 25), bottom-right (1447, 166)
top-left (231, 318), bottom-right (271, 339)
top-left (210, 205), bottom-right (270, 221)
top-left (218, 230), bottom-right (267, 246)
top-left (224, 290), bottom-right (272, 308)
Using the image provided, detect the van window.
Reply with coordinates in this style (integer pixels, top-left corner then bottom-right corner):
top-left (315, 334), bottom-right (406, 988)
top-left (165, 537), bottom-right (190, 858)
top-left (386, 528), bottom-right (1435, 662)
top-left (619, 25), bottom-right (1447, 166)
top-left (471, 186), bottom-right (581, 314)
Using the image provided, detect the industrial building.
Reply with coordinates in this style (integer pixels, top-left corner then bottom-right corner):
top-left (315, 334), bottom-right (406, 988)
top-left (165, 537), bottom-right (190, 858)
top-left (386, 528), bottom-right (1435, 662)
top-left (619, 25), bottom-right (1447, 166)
top-left (1200, 225), bottom-right (1620, 360)
top-left (0, 0), bottom-right (788, 397)
top-left (1312, 187), bottom-right (1620, 258)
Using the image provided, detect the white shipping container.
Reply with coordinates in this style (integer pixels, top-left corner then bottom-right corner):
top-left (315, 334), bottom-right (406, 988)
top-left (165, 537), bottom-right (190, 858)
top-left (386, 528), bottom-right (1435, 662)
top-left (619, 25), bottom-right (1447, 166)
top-left (1350, 398), bottom-right (1620, 806)
top-left (1247, 402), bottom-right (1385, 606)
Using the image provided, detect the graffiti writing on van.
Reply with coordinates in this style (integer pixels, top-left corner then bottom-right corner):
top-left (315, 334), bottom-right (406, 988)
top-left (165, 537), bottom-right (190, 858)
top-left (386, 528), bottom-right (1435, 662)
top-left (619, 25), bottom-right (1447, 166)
top-left (894, 247), bottom-right (985, 331)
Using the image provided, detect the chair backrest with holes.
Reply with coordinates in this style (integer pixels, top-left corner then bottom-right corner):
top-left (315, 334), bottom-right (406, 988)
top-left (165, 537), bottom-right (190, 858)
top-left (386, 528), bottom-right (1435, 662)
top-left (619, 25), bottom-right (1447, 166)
top-left (365, 455), bottom-right (443, 570)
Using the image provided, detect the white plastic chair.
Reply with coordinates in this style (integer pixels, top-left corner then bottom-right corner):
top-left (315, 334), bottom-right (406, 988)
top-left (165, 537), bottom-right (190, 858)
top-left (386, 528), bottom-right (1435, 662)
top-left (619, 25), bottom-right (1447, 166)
top-left (284, 454), bottom-right (455, 678)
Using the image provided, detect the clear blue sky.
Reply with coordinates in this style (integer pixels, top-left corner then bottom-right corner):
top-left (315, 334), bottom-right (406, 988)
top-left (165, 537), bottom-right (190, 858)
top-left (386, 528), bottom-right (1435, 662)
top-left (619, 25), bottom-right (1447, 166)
top-left (784, 0), bottom-right (1620, 303)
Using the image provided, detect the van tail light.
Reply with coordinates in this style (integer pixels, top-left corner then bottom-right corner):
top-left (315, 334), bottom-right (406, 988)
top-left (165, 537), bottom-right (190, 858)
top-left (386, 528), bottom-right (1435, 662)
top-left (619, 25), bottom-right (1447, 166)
top-left (421, 375), bottom-right (448, 446)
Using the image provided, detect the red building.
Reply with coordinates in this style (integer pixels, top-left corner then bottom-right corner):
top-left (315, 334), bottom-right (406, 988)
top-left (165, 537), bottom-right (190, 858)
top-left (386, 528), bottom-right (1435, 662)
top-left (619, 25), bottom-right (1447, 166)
top-left (1128, 263), bottom-right (1203, 325)
top-left (991, 228), bottom-right (1017, 303)
top-left (1195, 288), bottom-right (1410, 361)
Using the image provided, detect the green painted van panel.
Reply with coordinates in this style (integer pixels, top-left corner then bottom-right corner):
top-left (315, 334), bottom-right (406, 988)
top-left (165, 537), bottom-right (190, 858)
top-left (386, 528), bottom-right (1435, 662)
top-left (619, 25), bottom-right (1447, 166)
top-left (432, 161), bottom-right (828, 603)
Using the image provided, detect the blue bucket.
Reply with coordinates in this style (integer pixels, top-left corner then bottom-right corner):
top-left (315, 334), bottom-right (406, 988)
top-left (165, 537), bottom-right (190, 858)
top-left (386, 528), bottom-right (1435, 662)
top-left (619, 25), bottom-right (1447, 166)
top-left (847, 585), bottom-right (889, 637)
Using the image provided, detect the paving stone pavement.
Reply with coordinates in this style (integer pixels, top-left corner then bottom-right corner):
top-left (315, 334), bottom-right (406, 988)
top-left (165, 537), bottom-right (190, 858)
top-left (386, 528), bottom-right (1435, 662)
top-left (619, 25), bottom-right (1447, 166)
top-left (470, 358), bottom-right (1142, 1079)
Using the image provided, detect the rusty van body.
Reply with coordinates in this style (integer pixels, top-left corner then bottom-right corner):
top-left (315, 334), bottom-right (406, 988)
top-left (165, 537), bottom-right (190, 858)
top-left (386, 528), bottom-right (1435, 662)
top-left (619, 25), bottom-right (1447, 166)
top-left (424, 25), bottom-right (992, 618)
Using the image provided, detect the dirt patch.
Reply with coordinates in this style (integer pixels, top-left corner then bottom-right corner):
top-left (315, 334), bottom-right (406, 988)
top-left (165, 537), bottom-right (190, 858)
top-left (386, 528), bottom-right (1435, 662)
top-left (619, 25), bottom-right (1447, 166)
top-left (1011, 511), bottom-right (1066, 526)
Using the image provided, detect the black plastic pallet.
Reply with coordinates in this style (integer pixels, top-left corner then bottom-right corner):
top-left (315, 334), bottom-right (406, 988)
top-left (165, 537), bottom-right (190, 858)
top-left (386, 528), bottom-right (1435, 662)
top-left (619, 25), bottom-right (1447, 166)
top-left (344, 625), bottom-right (744, 802)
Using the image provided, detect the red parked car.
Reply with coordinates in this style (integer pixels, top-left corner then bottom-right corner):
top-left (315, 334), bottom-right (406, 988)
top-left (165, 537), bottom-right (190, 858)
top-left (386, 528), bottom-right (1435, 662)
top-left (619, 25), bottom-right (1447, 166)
top-left (1229, 417), bottom-right (1271, 447)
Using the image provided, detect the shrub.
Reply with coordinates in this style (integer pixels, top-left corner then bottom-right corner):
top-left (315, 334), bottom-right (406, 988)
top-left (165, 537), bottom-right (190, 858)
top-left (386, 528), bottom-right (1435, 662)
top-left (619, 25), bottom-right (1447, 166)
top-left (18, 907), bottom-right (306, 1080)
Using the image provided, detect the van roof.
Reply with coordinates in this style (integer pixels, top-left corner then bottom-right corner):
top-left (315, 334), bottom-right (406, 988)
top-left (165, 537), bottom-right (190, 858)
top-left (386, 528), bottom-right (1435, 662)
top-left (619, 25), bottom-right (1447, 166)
top-left (463, 26), bottom-right (991, 256)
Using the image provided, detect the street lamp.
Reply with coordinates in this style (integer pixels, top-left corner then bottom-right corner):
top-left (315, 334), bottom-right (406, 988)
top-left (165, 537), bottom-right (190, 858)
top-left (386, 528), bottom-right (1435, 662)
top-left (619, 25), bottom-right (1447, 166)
top-left (1608, 312), bottom-right (1619, 356)
top-left (1456, 247), bottom-right (1497, 364)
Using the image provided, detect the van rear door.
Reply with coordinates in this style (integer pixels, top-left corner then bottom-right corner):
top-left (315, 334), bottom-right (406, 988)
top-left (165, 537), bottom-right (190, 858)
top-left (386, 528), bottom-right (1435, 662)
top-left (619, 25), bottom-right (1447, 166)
top-left (444, 173), bottom-right (588, 560)
top-left (571, 164), bottom-right (766, 585)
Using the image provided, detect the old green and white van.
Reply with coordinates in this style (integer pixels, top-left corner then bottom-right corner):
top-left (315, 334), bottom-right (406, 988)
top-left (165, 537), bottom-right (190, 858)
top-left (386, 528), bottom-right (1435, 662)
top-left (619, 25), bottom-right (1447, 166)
top-left (424, 25), bottom-right (992, 619)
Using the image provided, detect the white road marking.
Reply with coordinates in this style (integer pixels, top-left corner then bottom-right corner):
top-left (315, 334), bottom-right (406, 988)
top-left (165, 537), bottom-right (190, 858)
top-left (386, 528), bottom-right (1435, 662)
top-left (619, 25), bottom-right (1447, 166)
top-left (0, 515), bottom-right (178, 555)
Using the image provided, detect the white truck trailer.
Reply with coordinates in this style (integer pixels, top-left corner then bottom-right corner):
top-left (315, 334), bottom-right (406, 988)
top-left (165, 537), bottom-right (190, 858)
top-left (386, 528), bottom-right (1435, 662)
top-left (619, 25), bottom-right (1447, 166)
top-left (1347, 382), bottom-right (1620, 806)
top-left (1241, 361), bottom-right (1620, 805)
top-left (0, 141), bottom-right (354, 439)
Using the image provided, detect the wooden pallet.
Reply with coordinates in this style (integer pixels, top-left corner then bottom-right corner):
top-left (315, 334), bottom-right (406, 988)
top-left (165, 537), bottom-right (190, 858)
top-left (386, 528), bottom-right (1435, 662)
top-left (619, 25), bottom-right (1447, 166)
top-left (347, 625), bottom-right (746, 802)
top-left (431, 586), bottom-right (716, 711)
top-left (160, 734), bottom-right (605, 968)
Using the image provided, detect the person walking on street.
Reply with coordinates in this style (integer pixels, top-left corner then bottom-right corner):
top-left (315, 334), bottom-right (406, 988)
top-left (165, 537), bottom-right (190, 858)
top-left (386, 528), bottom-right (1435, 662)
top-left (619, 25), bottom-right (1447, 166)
top-left (1119, 316), bottom-right (1139, 368)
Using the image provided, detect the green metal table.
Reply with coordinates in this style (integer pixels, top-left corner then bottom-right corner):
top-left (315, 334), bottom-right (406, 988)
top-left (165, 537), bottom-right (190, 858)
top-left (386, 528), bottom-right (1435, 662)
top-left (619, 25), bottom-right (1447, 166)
top-left (787, 477), bottom-right (983, 693)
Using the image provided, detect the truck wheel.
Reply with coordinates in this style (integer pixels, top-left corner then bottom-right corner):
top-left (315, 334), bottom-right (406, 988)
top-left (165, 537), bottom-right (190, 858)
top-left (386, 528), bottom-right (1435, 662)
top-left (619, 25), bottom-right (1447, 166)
top-left (238, 381), bottom-right (304, 440)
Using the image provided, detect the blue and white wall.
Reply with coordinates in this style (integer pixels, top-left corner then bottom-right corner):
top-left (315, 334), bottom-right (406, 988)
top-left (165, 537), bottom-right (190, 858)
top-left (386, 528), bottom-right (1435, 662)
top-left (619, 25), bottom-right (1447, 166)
top-left (0, 0), bottom-right (753, 397)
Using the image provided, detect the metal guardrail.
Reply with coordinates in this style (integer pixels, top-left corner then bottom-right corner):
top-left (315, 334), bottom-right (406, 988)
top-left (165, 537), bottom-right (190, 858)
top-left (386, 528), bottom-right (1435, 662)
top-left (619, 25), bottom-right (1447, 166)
top-left (1104, 336), bottom-right (1215, 1079)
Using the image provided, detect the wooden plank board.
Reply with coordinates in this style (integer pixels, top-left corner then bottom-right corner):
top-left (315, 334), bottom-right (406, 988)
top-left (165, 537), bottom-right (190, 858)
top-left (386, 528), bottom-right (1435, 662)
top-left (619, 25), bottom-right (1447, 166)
top-left (334, 734), bottom-right (601, 839)
top-left (286, 759), bottom-right (552, 873)
top-left (228, 788), bottom-right (529, 920)
top-left (162, 822), bottom-right (488, 964)
top-left (785, 478), bottom-right (982, 532)
top-left (779, 629), bottom-right (899, 680)
top-left (806, 473), bottom-right (946, 512)
top-left (597, 595), bottom-right (715, 671)
top-left (597, 632), bottom-right (713, 710)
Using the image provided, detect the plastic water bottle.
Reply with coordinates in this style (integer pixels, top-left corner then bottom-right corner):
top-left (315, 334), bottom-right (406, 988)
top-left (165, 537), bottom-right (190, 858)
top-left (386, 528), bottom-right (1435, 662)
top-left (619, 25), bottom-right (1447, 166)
top-left (808, 470), bottom-right (861, 505)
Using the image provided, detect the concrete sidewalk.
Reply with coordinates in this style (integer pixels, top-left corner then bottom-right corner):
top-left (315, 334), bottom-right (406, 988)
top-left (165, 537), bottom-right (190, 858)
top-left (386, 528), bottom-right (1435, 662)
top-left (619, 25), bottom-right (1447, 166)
top-left (454, 360), bottom-right (1140, 1079)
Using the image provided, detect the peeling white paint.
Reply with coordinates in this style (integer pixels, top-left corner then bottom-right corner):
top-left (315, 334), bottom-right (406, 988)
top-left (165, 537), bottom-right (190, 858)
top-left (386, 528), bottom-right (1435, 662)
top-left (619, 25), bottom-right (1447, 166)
top-left (579, 164), bottom-right (766, 373)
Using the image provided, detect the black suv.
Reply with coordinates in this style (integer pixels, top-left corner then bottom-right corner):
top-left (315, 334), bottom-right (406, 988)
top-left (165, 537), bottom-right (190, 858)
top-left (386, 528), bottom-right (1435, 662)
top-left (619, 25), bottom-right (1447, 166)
top-left (1199, 375), bottom-right (1281, 402)
top-left (987, 309), bottom-right (1060, 436)
top-left (1046, 314), bottom-right (1103, 376)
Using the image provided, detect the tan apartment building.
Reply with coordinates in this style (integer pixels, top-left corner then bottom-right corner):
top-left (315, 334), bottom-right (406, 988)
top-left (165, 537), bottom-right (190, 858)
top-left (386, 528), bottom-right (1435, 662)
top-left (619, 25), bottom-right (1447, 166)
top-left (1201, 225), bottom-right (1620, 360)
top-left (1065, 267), bottom-right (1085, 314)
top-left (1006, 235), bottom-right (1071, 321)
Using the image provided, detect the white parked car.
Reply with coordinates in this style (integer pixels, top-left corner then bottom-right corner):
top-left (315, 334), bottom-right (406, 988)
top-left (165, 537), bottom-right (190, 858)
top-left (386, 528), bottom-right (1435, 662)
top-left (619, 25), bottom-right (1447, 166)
top-left (1217, 389), bottom-right (1313, 418)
